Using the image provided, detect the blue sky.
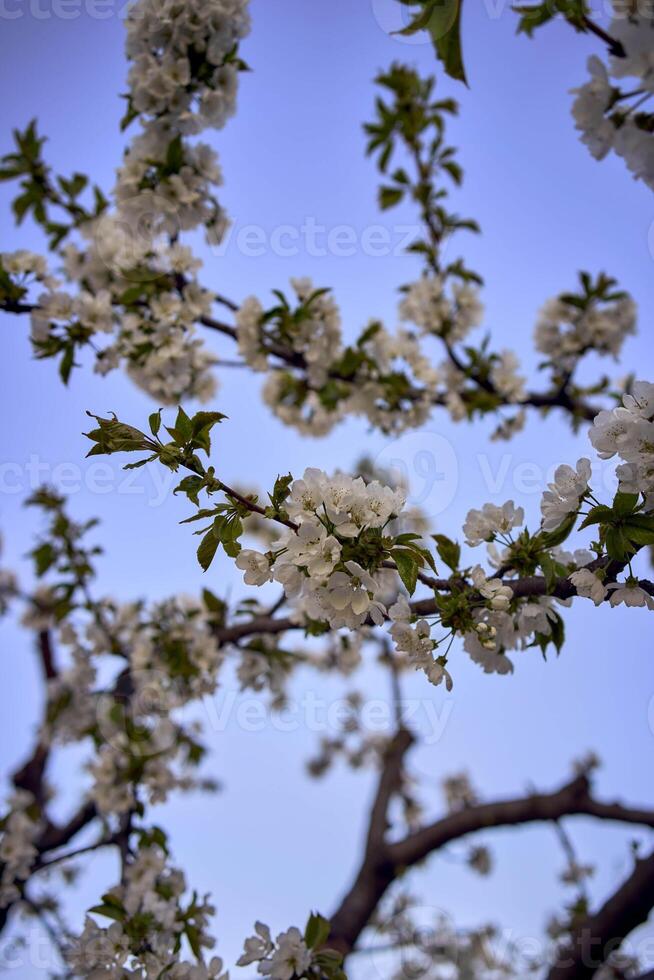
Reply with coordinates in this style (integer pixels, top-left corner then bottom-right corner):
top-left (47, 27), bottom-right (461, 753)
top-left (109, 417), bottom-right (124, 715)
top-left (2, 0), bottom-right (654, 975)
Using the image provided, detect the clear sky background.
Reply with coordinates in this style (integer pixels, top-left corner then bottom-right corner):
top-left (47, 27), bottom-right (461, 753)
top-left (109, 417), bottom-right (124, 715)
top-left (1, 0), bottom-right (654, 976)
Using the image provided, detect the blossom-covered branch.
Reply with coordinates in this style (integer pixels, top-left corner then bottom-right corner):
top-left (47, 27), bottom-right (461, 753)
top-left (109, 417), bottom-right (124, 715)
top-left (1, 54), bottom-right (641, 438)
top-left (83, 380), bottom-right (654, 688)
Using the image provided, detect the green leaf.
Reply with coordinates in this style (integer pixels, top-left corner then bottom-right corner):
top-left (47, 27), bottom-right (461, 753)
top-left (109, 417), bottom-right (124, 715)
top-left (605, 526), bottom-right (634, 561)
top-left (31, 542), bottom-right (56, 577)
top-left (539, 553), bottom-right (567, 591)
top-left (392, 548), bottom-right (419, 595)
top-left (58, 345), bottom-right (75, 384)
top-left (549, 611), bottom-right (565, 654)
top-left (174, 474), bottom-right (206, 506)
top-left (538, 510), bottom-right (578, 549)
top-left (185, 923), bottom-right (202, 958)
top-left (149, 410), bottom-right (162, 437)
top-left (197, 530), bottom-right (220, 572)
top-left (268, 472), bottom-right (293, 514)
top-left (578, 505), bottom-right (614, 531)
top-left (513, 1), bottom-right (556, 35)
top-left (164, 135), bottom-right (185, 174)
top-left (89, 892), bottom-right (125, 922)
top-left (189, 410), bottom-right (227, 453)
top-left (623, 517), bottom-right (654, 548)
top-left (88, 904), bottom-right (125, 922)
top-left (394, 0), bottom-right (441, 35)
top-left (305, 912), bottom-right (331, 950)
top-left (612, 491), bottom-right (639, 517)
top-left (212, 515), bottom-right (243, 559)
top-left (432, 533), bottom-right (460, 572)
top-left (84, 412), bottom-right (152, 458)
top-left (432, 1), bottom-right (467, 85)
top-left (202, 588), bottom-right (226, 620)
top-left (378, 185), bottom-right (404, 210)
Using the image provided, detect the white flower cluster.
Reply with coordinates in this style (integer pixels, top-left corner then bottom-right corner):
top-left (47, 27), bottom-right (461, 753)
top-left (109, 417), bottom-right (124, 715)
top-left (238, 922), bottom-right (313, 980)
top-left (237, 278), bottom-right (342, 386)
top-left (238, 278), bottom-right (482, 437)
top-left (346, 321), bottom-right (442, 433)
top-left (30, 237), bottom-right (218, 403)
top-left (30, 287), bottom-right (114, 340)
top-left (114, 132), bottom-right (228, 241)
top-left (68, 845), bottom-right (223, 979)
top-left (20, 584), bottom-right (59, 631)
top-left (399, 276), bottom-right (483, 341)
top-left (590, 380), bottom-right (654, 501)
top-left (24, 0), bottom-right (251, 403)
top-left (24, 246), bottom-right (218, 410)
top-left (125, 0), bottom-right (249, 136)
top-left (236, 467), bottom-right (405, 629)
top-left (119, 0), bottom-right (249, 237)
top-left (40, 599), bottom-right (226, 815)
top-left (235, 272), bottom-right (533, 437)
top-left (463, 500), bottom-right (525, 547)
top-left (461, 565), bottom-right (567, 676)
top-left (571, 8), bottom-right (654, 189)
top-left (75, 225), bottom-right (217, 403)
top-left (388, 595), bottom-right (448, 688)
top-left (1, 249), bottom-right (57, 290)
top-left (535, 292), bottom-right (636, 369)
top-left (0, 790), bottom-right (41, 908)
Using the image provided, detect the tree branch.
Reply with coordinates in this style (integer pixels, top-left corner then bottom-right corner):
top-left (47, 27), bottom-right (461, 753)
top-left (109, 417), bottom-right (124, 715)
top-left (546, 850), bottom-right (654, 980)
top-left (390, 776), bottom-right (654, 871)
top-left (1, 298), bottom-right (603, 424)
top-left (329, 729), bottom-right (413, 955)
top-left (328, 772), bottom-right (654, 958)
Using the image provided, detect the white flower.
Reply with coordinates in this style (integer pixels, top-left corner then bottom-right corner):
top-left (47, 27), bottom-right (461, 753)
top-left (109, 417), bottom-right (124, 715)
top-left (481, 579), bottom-right (513, 612)
top-left (238, 921), bottom-right (274, 966)
top-left (286, 468), bottom-right (327, 518)
top-left (569, 568), bottom-right (607, 605)
top-left (540, 458), bottom-right (591, 531)
top-left (236, 296), bottom-right (267, 371)
top-left (388, 595), bottom-right (411, 623)
top-left (235, 550), bottom-right (272, 586)
top-left (260, 927), bottom-right (312, 980)
top-left (535, 290), bottom-right (636, 368)
top-left (490, 350), bottom-right (526, 402)
top-left (467, 640), bottom-right (515, 676)
top-left (589, 383), bottom-right (654, 499)
top-left (606, 581), bottom-right (654, 609)
top-left (571, 56), bottom-right (614, 159)
top-left (75, 289), bottom-right (114, 332)
top-left (463, 501), bottom-right (524, 546)
top-left (318, 562), bottom-right (386, 627)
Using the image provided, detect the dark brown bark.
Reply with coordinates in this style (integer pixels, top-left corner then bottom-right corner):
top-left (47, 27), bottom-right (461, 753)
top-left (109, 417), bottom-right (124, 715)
top-left (329, 770), bottom-right (654, 959)
top-left (547, 851), bottom-right (654, 980)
